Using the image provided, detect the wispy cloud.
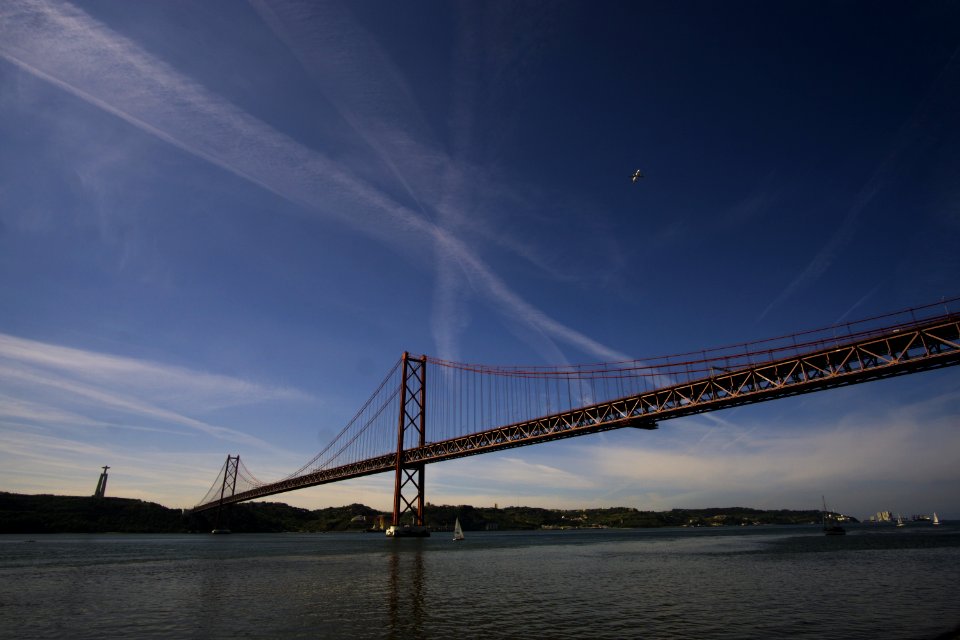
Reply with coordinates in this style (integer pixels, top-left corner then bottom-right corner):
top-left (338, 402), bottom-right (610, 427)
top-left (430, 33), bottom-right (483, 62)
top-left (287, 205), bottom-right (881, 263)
top-left (0, 330), bottom-right (326, 503)
top-left (249, 0), bottom-right (622, 363)
top-left (760, 46), bottom-right (960, 320)
top-left (0, 395), bottom-right (187, 436)
top-left (249, 0), bottom-right (445, 212)
top-left (0, 333), bottom-right (307, 407)
top-left (833, 285), bottom-right (881, 324)
top-left (0, 0), bottom-right (625, 365)
top-left (583, 392), bottom-right (960, 513)
top-left (759, 180), bottom-right (882, 321)
top-left (0, 426), bottom-right (262, 507)
top-left (0, 332), bottom-right (306, 450)
top-left (427, 453), bottom-right (599, 509)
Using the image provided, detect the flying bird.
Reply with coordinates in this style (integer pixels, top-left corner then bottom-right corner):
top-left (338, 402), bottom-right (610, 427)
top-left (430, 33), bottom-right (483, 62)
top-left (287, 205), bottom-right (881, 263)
top-left (631, 169), bottom-right (644, 183)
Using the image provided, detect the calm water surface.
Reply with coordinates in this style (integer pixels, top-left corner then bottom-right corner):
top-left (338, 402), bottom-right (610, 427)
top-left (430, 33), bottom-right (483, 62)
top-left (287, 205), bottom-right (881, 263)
top-left (1, 523), bottom-right (958, 639)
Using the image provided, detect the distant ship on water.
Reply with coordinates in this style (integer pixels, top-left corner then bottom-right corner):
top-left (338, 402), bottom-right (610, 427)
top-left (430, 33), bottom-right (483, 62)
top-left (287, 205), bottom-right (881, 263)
top-left (822, 496), bottom-right (846, 536)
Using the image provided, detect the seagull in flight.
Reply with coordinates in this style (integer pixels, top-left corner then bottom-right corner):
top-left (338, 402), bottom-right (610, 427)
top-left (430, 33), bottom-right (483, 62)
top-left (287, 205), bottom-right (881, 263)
top-left (631, 169), bottom-right (644, 183)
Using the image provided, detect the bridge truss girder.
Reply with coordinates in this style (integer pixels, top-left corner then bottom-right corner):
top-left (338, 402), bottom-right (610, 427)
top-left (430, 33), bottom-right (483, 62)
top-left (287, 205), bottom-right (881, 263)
top-left (406, 315), bottom-right (960, 464)
top-left (191, 313), bottom-right (960, 513)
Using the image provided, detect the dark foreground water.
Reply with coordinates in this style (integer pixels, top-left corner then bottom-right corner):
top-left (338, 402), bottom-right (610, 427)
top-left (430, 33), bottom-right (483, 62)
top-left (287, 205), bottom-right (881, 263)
top-left (1, 523), bottom-right (958, 639)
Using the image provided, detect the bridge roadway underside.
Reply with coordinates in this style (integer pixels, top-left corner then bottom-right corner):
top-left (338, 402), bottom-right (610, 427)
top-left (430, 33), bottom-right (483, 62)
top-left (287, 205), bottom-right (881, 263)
top-left (192, 315), bottom-right (960, 512)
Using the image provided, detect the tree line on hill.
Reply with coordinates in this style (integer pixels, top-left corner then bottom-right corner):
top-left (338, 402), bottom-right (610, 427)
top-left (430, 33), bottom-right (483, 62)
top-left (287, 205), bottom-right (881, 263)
top-left (0, 492), bottom-right (844, 534)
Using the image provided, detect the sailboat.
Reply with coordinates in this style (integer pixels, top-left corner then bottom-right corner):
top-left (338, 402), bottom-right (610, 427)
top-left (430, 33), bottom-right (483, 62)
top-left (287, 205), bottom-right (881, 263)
top-left (896, 514), bottom-right (905, 527)
top-left (932, 512), bottom-right (940, 526)
top-left (822, 496), bottom-right (846, 536)
top-left (453, 517), bottom-right (465, 542)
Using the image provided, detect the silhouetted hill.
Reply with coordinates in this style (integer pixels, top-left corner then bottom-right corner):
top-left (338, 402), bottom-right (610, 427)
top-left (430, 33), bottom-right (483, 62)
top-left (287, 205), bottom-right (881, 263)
top-left (425, 504), bottom-right (837, 530)
top-left (0, 492), bottom-right (184, 533)
top-left (0, 492), bottom-right (851, 534)
top-left (0, 493), bottom-right (382, 534)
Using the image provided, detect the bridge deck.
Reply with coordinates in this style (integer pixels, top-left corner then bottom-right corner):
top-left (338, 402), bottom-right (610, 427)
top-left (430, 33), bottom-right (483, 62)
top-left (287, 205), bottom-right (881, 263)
top-left (192, 312), bottom-right (960, 512)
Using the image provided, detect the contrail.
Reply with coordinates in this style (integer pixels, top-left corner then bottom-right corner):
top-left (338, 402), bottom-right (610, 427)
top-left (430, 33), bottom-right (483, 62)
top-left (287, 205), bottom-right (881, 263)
top-left (0, 0), bottom-right (629, 362)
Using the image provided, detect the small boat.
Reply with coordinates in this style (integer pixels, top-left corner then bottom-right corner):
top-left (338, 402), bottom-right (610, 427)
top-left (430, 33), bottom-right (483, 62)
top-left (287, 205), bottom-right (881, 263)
top-left (453, 517), bottom-right (465, 542)
top-left (932, 512), bottom-right (940, 526)
top-left (385, 524), bottom-right (430, 538)
top-left (210, 529), bottom-right (232, 534)
top-left (822, 496), bottom-right (846, 536)
top-left (896, 514), bottom-right (905, 528)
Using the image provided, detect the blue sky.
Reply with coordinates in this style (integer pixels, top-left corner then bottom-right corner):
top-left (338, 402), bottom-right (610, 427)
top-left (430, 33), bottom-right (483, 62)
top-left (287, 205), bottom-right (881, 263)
top-left (1, 0), bottom-right (958, 519)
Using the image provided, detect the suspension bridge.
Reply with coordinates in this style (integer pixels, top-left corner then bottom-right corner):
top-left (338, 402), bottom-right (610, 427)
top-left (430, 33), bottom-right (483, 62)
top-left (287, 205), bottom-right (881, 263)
top-left (193, 298), bottom-right (960, 533)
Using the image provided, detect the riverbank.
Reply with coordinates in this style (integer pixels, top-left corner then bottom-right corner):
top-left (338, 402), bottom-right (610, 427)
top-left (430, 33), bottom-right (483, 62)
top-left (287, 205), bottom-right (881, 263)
top-left (0, 491), bottom-right (850, 534)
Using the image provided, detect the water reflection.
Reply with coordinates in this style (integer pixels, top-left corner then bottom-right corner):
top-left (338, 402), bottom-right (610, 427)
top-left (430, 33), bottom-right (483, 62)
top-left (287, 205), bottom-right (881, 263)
top-left (2, 529), bottom-right (958, 639)
top-left (193, 540), bottom-right (238, 638)
top-left (388, 541), bottom-right (425, 639)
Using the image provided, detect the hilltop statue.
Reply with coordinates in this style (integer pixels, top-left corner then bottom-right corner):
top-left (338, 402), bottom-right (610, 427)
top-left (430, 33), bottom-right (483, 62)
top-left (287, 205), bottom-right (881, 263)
top-left (93, 465), bottom-right (110, 498)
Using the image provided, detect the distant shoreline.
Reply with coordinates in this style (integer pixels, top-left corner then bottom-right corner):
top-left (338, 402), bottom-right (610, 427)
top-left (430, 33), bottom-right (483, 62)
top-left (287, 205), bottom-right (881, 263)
top-left (1, 491), bottom-right (854, 534)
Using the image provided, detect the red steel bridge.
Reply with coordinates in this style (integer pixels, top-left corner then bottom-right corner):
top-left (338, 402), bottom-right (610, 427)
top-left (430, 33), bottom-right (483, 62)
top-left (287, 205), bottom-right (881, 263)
top-left (193, 298), bottom-right (960, 528)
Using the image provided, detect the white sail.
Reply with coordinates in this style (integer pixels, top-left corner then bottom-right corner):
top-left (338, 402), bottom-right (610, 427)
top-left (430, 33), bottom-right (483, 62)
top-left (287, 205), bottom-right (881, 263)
top-left (453, 517), bottom-right (464, 541)
top-left (932, 512), bottom-right (940, 526)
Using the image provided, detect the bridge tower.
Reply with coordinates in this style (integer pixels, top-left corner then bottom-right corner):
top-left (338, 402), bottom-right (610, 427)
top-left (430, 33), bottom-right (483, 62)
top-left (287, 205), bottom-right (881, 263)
top-left (391, 353), bottom-right (427, 531)
top-left (213, 455), bottom-right (239, 532)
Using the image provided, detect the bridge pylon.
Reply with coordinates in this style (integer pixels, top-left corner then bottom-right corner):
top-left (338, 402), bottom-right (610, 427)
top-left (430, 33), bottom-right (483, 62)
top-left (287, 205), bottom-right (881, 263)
top-left (213, 454), bottom-right (239, 532)
top-left (392, 353), bottom-right (427, 530)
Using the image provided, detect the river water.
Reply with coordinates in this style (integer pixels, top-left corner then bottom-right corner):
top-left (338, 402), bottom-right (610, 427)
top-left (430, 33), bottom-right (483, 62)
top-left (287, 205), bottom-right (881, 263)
top-left (1, 523), bottom-right (958, 639)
